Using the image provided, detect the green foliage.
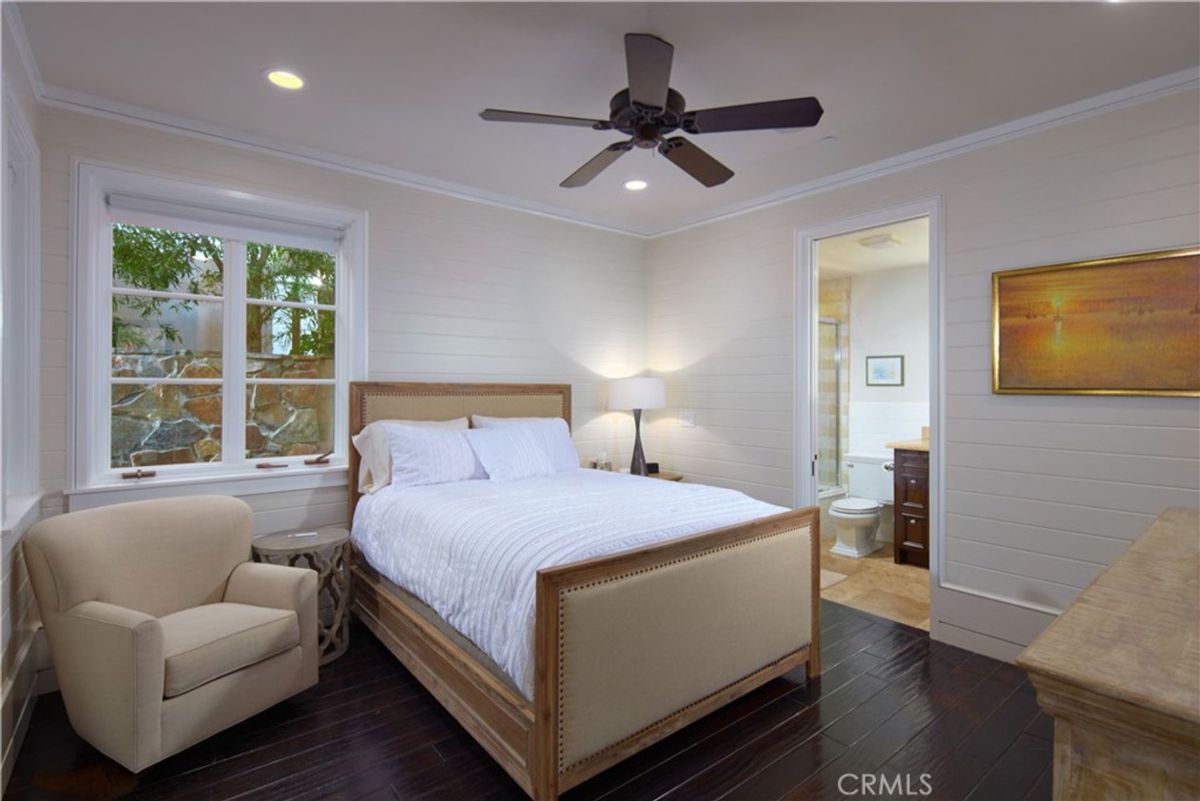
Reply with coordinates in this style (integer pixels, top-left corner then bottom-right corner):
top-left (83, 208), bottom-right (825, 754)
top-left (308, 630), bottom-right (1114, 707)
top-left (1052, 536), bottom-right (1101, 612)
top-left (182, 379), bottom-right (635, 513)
top-left (111, 224), bottom-right (335, 356)
top-left (246, 242), bottom-right (335, 357)
top-left (112, 224), bottom-right (222, 349)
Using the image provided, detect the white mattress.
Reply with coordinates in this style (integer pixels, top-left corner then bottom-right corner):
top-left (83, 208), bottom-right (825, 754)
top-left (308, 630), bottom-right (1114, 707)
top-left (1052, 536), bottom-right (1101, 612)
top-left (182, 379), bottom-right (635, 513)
top-left (352, 469), bottom-right (788, 699)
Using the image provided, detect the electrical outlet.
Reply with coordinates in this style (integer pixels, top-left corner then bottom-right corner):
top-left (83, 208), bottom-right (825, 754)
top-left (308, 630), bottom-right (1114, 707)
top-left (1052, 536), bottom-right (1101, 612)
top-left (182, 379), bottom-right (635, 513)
top-left (680, 411), bottom-right (697, 428)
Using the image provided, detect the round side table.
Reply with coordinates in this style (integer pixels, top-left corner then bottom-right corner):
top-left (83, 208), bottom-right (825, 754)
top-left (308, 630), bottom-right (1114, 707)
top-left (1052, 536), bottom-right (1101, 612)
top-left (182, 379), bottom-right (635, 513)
top-left (253, 527), bottom-right (351, 666)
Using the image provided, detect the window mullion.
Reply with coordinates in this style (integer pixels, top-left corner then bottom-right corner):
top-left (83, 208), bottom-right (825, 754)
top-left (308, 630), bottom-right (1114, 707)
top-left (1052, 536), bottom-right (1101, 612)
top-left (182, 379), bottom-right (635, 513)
top-left (224, 240), bottom-right (247, 466)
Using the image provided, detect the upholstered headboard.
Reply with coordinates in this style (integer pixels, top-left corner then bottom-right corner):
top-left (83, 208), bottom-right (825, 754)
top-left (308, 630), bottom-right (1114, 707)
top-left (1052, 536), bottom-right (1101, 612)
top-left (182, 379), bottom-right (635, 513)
top-left (347, 381), bottom-right (572, 519)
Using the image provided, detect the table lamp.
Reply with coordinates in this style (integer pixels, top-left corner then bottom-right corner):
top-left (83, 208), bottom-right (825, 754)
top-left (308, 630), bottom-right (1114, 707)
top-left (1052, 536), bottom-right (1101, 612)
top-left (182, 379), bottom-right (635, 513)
top-left (608, 376), bottom-right (666, 476)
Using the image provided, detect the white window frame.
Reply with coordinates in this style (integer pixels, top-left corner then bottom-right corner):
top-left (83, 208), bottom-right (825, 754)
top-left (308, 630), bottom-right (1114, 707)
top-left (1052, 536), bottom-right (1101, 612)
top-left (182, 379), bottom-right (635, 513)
top-left (1, 87), bottom-right (42, 532)
top-left (69, 162), bottom-right (367, 499)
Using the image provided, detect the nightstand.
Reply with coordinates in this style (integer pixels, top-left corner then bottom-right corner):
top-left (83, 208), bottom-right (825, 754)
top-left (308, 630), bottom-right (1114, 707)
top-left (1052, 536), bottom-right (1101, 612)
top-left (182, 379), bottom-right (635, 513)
top-left (649, 471), bottom-right (684, 482)
top-left (253, 527), bottom-right (351, 665)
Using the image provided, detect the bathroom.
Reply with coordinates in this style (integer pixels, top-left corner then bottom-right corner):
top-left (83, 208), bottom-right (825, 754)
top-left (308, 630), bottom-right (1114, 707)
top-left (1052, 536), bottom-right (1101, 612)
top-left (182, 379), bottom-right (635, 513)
top-left (815, 217), bottom-right (931, 628)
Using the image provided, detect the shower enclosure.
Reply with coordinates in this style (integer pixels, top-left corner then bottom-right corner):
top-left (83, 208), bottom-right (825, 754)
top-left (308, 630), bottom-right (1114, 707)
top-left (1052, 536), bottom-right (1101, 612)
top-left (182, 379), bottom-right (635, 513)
top-left (817, 318), bottom-right (843, 492)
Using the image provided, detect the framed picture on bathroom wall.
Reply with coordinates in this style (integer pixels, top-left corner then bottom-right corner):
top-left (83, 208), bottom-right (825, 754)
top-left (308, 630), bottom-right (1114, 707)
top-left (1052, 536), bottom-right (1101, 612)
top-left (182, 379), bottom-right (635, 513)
top-left (866, 355), bottom-right (905, 386)
top-left (992, 247), bottom-right (1200, 396)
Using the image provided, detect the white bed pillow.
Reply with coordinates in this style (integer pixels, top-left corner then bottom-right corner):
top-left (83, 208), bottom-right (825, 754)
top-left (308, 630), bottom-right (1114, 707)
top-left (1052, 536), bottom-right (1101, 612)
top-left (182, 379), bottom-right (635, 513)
top-left (352, 417), bottom-right (468, 492)
top-left (465, 426), bottom-right (557, 482)
top-left (470, 415), bottom-right (579, 472)
top-left (384, 424), bottom-right (485, 488)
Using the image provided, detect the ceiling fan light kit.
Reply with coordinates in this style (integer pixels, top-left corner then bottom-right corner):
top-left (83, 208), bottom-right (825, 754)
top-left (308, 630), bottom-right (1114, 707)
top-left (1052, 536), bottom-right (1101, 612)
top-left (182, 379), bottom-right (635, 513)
top-left (480, 33), bottom-right (824, 189)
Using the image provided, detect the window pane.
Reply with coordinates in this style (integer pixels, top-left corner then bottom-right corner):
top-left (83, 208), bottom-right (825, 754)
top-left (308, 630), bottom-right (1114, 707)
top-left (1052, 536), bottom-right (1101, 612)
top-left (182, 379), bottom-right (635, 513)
top-left (112, 295), bottom-right (223, 377)
top-left (246, 384), bottom-right (333, 458)
top-left (246, 242), bottom-right (334, 305)
top-left (112, 223), bottom-right (223, 296)
top-left (246, 305), bottom-right (334, 378)
top-left (111, 383), bottom-right (222, 467)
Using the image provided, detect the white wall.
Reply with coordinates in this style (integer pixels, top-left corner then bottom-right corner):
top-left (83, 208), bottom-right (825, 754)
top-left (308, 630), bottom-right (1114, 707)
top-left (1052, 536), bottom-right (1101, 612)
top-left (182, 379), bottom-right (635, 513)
top-left (20, 63), bottom-right (1200, 673)
top-left (847, 263), bottom-right (930, 454)
top-left (646, 88), bottom-right (1200, 658)
top-left (37, 106), bottom-right (649, 531)
top-left (1, 13), bottom-right (42, 787)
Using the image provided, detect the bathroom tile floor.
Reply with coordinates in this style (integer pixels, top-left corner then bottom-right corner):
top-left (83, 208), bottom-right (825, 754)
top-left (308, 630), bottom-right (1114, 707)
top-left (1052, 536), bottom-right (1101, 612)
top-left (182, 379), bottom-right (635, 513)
top-left (820, 533), bottom-right (931, 629)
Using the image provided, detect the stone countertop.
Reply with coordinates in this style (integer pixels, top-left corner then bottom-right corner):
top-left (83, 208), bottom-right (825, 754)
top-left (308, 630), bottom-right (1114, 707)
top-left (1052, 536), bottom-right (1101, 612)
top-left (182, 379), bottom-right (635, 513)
top-left (886, 439), bottom-right (929, 452)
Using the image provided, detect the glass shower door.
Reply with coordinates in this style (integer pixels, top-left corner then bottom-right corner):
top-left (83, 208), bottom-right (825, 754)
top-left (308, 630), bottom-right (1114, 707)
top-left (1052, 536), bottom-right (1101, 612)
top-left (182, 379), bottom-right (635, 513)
top-left (817, 319), bottom-right (842, 492)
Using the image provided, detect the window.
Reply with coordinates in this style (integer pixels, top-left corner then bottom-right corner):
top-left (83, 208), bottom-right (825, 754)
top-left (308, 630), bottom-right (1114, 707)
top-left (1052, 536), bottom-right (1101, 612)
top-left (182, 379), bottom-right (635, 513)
top-left (74, 164), bottom-right (365, 493)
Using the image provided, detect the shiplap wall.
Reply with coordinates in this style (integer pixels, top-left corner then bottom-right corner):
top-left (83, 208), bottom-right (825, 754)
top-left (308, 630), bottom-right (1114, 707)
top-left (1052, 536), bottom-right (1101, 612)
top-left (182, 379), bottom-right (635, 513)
top-left (1, 16), bottom-right (42, 786)
top-left (37, 106), bottom-right (647, 534)
top-left (646, 89), bottom-right (1200, 656)
top-left (20, 82), bottom-right (1200, 677)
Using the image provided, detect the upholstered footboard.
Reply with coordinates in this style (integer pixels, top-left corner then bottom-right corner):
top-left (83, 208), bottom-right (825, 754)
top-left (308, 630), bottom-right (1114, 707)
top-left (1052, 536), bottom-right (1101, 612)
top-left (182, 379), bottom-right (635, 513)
top-left (532, 507), bottom-right (819, 798)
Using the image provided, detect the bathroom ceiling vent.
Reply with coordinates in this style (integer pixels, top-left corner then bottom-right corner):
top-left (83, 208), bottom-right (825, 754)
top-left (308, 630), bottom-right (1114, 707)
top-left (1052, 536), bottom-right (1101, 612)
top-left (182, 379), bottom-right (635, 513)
top-left (857, 232), bottom-right (903, 250)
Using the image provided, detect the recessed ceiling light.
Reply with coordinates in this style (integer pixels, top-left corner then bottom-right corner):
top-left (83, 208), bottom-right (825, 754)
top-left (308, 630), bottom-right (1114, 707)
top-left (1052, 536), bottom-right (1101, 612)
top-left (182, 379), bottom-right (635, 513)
top-left (858, 233), bottom-right (903, 250)
top-left (265, 69), bottom-right (305, 90)
top-left (624, 179), bottom-right (648, 191)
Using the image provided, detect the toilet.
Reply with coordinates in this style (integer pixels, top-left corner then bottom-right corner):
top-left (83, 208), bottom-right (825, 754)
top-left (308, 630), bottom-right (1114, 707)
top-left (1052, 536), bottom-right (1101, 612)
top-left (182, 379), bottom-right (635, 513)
top-left (829, 453), bottom-right (894, 558)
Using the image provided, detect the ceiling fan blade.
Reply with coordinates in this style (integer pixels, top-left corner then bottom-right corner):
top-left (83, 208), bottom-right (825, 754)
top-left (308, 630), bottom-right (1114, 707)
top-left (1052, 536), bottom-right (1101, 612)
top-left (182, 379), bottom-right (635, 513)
top-left (682, 97), bottom-right (824, 134)
top-left (625, 33), bottom-right (674, 109)
top-left (480, 109), bottom-right (612, 129)
top-left (560, 141), bottom-right (635, 188)
top-left (658, 137), bottom-right (734, 187)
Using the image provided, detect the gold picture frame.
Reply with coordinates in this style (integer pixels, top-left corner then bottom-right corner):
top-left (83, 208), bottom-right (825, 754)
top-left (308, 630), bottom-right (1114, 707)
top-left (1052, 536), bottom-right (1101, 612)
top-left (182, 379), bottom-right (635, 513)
top-left (992, 246), bottom-right (1200, 397)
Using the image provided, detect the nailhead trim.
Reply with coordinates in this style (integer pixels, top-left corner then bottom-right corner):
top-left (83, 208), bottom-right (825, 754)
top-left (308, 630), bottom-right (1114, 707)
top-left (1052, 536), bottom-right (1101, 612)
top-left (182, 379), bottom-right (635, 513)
top-left (556, 525), bottom-right (809, 774)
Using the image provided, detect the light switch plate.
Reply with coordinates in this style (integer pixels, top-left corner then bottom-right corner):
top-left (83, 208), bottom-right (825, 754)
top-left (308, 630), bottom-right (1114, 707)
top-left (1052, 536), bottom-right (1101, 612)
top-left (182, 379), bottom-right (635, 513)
top-left (681, 411), bottom-right (697, 428)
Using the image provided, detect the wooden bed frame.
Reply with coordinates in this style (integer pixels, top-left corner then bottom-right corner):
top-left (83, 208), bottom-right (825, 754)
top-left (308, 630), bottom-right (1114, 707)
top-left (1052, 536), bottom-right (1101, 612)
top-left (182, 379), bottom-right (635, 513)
top-left (348, 381), bottom-right (820, 799)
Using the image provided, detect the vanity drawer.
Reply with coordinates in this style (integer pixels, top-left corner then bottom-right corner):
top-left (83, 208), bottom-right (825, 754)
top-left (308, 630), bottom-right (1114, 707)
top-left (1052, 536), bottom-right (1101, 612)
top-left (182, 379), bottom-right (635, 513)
top-left (898, 513), bottom-right (928, 549)
top-left (897, 513), bottom-right (930, 567)
top-left (896, 449), bottom-right (928, 471)
top-left (897, 472), bottom-right (928, 511)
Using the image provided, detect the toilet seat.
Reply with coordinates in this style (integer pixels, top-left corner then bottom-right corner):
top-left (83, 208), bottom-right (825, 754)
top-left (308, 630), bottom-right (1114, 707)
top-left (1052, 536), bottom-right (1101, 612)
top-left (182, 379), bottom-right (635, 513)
top-left (831, 497), bottom-right (882, 515)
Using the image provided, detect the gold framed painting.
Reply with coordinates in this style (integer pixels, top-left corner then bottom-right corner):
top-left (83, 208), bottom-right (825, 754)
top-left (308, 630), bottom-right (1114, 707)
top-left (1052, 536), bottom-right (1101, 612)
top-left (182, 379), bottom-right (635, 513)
top-left (992, 247), bottom-right (1200, 396)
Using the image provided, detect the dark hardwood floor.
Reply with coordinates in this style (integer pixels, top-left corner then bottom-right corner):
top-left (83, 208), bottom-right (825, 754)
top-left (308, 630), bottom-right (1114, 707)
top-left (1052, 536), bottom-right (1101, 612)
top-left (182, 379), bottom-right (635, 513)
top-left (6, 601), bottom-right (1052, 801)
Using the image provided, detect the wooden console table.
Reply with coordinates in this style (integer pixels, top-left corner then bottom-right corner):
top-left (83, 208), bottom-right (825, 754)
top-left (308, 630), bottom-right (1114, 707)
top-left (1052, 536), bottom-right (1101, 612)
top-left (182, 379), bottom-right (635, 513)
top-left (1017, 507), bottom-right (1199, 800)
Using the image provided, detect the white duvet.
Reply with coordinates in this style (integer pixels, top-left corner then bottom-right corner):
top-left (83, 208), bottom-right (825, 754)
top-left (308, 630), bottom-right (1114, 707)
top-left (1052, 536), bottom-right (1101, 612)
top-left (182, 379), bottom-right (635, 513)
top-left (352, 469), bottom-right (788, 699)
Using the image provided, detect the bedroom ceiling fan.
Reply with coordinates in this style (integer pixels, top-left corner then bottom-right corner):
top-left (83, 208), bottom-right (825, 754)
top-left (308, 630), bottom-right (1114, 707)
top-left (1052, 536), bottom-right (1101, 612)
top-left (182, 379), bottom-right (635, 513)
top-left (479, 33), bottom-right (824, 189)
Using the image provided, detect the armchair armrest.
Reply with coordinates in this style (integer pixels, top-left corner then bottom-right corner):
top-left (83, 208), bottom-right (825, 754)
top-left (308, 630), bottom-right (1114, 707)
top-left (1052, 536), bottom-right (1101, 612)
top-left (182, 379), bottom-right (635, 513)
top-left (55, 601), bottom-right (165, 771)
top-left (224, 562), bottom-right (319, 659)
top-left (224, 561), bottom-right (317, 612)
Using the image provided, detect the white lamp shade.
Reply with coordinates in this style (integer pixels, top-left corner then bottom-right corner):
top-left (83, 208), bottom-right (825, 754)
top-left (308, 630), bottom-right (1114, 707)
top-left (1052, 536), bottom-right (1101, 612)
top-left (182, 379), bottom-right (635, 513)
top-left (608, 377), bottom-right (666, 411)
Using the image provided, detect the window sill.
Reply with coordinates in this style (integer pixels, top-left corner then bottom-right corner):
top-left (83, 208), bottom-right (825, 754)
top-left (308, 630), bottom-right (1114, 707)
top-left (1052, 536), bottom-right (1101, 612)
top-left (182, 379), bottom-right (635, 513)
top-left (65, 464), bottom-right (349, 510)
top-left (2, 493), bottom-right (45, 540)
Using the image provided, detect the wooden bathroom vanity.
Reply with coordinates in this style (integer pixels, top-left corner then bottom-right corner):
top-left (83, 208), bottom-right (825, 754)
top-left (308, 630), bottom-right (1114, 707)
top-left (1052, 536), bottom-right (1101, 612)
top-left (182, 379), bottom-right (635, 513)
top-left (887, 439), bottom-right (929, 568)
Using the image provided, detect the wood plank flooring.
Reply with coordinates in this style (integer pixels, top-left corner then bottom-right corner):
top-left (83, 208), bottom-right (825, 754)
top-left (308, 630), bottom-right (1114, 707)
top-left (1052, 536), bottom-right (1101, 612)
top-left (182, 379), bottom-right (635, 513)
top-left (6, 602), bottom-right (1051, 801)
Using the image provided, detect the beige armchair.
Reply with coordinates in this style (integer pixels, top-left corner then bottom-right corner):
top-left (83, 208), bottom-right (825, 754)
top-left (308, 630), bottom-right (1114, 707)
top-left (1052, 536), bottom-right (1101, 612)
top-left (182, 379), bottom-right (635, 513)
top-left (24, 495), bottom-right (319, 772)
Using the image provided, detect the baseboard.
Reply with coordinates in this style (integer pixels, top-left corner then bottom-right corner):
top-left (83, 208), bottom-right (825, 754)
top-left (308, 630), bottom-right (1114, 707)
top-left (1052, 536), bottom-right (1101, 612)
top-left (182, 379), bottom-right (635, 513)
top-left (1, 631), bottom-right (39, 793)
top-left (931, 619), bottom-right (1030, 664)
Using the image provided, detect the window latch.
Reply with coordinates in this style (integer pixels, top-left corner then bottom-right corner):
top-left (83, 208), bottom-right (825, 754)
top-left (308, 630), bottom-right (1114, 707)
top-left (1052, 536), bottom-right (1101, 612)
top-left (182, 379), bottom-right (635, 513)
top-left (255, 462), bottom-right (289, 470)
top-left (121, 468), bottom-right (157, 480)
top-left (304, 451), bottom-right (333, 466)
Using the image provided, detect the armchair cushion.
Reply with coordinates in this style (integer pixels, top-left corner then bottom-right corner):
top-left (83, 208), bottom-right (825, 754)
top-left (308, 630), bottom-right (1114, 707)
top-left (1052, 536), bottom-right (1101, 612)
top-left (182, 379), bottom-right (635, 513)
top-left (160, 603), bottom-right (299, 698)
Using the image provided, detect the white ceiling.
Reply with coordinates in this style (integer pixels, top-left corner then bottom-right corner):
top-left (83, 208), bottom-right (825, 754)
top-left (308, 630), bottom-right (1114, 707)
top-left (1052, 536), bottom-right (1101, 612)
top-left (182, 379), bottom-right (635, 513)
top-left (17, 2), bottom-right (1200, 235)
top-left (819, 217), bottom-right (930, 278)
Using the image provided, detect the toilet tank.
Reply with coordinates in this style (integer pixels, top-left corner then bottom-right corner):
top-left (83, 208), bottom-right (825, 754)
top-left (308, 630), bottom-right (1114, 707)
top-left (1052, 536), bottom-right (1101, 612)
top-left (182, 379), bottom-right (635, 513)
top-left (846, 452), bottom-right (894, 503)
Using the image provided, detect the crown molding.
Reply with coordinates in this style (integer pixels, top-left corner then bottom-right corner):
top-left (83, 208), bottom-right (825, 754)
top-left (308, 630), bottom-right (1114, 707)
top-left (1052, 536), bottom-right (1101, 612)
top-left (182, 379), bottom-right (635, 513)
top-left (22, 39), bottom-right (1200, 240)
top-left (648, 66), bottom-right (1200, 238)
top-left (2, 3), bottom-right (44, 97)
top-left (38, 83), bottom-right (647, 237)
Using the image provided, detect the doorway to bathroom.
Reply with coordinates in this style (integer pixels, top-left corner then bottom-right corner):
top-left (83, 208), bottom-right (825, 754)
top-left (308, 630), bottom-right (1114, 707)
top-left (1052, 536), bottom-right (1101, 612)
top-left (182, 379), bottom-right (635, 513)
top-left (795, 200), bottom-right (940, 630)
